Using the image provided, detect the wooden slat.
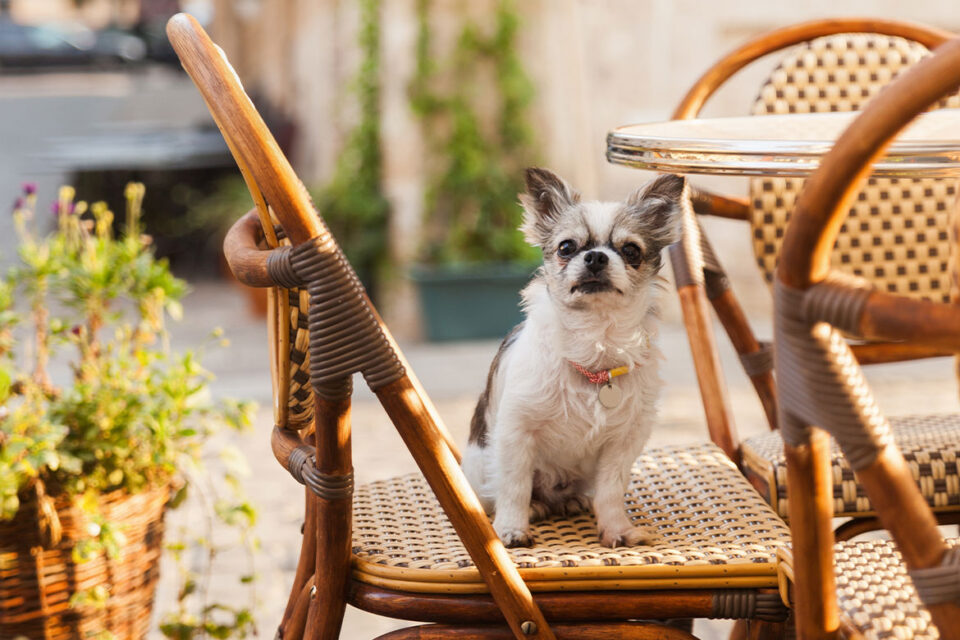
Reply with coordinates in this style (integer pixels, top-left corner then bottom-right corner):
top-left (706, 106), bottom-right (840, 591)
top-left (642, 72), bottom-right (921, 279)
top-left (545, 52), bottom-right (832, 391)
top-left (348, 582), bottom-right (716, 623)
top-left (673, 281), bottom-right (740, 462)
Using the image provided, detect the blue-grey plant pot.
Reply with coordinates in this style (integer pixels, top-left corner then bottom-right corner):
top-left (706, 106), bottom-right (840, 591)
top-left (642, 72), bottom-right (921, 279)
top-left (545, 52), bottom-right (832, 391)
top-left (411, 262), bottom-right (539, 342)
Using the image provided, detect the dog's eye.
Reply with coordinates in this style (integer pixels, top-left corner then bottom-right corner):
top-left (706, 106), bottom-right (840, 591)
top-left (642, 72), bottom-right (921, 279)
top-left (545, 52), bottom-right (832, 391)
top-left (621, 243), bottom-right (642, 262)
top-left (557, 240), bottom-right (577, 257)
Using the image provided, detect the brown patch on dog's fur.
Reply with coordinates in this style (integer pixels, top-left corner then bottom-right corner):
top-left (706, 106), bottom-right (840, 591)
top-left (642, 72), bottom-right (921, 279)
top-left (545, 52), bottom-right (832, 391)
top-left (469, 323), bottom-right (523, 447)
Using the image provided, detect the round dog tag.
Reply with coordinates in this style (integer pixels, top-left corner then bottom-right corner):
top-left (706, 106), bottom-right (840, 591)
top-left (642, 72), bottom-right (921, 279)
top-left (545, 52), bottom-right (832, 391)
top-left (597, 382), bottom-right (622, 409)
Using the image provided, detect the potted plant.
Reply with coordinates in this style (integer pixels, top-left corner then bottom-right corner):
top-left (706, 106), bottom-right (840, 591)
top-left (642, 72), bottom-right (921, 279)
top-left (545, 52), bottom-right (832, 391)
top-left (409, 0), bottom-right (541, 341)
top-left (0, 184), bottom-right (257, 639)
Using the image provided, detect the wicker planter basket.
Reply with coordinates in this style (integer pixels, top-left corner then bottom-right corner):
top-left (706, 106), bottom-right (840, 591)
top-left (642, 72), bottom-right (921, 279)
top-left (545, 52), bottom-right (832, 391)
top-left (0, 484), bottom-right (169, 640)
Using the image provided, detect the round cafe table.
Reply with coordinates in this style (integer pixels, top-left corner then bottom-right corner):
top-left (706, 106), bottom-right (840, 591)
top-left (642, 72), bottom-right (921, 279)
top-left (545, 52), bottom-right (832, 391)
top-left (606, 109), bottom-right (960, 177)
top-left (604, 108), bottom-right (960, 460)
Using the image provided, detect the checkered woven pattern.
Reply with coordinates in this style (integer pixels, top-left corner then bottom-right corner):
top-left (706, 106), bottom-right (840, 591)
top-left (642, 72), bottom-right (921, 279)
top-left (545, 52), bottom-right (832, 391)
top-left (749, 34), bottom-right (960, 302)
top-left (742, 414), bottom-right (960, 519)
top-left (835, 538), bottom-right (960, 639)
top-left (351, 443), bottom-right (790, 582)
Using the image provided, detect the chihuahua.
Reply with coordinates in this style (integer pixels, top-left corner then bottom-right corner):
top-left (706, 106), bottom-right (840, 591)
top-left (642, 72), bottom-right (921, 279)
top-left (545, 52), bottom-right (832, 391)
top-left (462, 168), bottom-right (684, 548)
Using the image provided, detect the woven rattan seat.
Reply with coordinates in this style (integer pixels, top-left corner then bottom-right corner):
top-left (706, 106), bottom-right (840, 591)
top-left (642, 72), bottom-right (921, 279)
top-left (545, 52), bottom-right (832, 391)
top-left (352, 443), bottom-right (791, 594)
top-left (779, 538), bottom-right (960, 640)
top-left (743, 414), bottom-right (960, 519)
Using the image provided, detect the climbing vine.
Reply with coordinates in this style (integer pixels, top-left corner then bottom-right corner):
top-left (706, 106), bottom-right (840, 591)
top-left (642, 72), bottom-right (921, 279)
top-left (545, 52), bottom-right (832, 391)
top-left (411, 0), bottom-right (541, 265)
top-left (312, 0), bottom-right (391, 296)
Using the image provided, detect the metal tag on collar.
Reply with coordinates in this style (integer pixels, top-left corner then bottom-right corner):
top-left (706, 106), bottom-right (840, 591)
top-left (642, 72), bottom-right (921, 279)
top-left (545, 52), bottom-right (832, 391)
top-left (598, 382), bottom-right (622, 408)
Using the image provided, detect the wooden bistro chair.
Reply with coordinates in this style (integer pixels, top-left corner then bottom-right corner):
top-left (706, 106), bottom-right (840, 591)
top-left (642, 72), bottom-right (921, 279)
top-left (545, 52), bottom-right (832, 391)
top-left (666, 18), bottom-right (960, 540)
top-left (167, 13), bottom-right (795, 640)
top-left (771, 34), bottom-right (960, 639)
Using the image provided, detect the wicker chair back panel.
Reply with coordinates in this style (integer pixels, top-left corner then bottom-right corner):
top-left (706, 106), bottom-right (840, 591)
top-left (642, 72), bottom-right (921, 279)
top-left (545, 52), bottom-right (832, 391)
top-left (749, 34), bottom-right (960, 302)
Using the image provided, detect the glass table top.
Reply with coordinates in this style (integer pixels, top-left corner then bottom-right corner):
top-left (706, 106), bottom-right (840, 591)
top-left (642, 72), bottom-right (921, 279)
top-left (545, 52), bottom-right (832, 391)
top-left (607, 109), bottom-right (960, 177)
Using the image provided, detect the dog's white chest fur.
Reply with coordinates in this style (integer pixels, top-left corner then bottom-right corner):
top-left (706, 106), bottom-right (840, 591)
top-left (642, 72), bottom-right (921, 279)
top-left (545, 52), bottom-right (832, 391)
top-left (462, 279), bottom-right (663, 511)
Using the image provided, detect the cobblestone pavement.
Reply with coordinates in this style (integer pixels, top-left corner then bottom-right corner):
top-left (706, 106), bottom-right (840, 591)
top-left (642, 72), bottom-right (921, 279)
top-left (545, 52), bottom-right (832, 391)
top-left (154, 254), bottom-right (959, 639)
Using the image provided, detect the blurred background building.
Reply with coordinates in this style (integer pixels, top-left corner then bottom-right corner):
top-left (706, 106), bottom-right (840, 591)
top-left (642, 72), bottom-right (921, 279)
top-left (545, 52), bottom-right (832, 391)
top-left (4, 3), bottom-right (960, 638)
top-left (2, 0), bottom-right (960, 339)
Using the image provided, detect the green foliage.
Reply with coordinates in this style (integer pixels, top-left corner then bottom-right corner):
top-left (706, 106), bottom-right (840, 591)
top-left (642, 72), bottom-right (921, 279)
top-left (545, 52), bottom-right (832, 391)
top-left (411, 0), bottom-right (540, 266)
top-left (312, 0), bottom-right (391, 295)
top-left (1, 184), bottom-right (258, 639)
top-left (188, 0), bottom-right (390, 296)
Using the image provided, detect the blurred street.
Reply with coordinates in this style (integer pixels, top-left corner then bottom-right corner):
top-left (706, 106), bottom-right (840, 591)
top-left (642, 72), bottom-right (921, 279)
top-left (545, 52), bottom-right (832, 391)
top-left (0, 66), bottom-right (222, 256)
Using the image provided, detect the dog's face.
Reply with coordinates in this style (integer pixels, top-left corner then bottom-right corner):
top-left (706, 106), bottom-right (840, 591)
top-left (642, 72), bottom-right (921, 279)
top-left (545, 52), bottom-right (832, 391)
top-left (519, 168), bottom-right (684, 310)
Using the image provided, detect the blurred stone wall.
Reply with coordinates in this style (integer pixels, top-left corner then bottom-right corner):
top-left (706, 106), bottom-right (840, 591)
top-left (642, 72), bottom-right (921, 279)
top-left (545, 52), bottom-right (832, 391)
top-left (211, 0), bottom-right (960, 337)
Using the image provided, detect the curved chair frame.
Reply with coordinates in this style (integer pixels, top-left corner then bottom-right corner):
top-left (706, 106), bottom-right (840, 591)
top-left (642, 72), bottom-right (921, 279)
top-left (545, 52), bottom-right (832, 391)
top-left (776, 35), bottom-right (960, 639)
top-left (168, 12), bottom-right (793, 640)
top-left (666, 18), bottom-right (954, 465)
top-left (166, 14), bottom-right (561, 640)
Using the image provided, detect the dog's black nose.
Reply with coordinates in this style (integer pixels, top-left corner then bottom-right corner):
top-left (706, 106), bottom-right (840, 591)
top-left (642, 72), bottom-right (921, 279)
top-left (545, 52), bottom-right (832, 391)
top-left (583, 250), bottom-right (608, 274)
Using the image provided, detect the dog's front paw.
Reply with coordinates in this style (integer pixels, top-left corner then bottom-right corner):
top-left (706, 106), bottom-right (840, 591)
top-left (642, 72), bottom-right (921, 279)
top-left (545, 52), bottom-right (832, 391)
top-left (495, 523), bottom-right (534, 547)
top-left (599, 525), bottom-right (656, 548)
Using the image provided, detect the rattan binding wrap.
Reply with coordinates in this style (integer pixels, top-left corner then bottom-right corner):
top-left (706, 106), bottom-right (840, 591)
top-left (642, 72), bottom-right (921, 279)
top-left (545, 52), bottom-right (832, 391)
top-left (774, 279), bottom-right (892, 470)
top-left (0, 484), bottom-right (168, 640)
top-left (743, 413), bottom-right (960, 519)
top-left (670, 190), bottom-right (705, 290)
top-left (267, 232), bottom-right (404, 399)
top-left (781, 538), bottom-right (960, 640)
top-left (750, 34), bottom-right (960, 302)
top-left (909, 546), bottom-right (960, 606)
top-left (351, 443), bottom-right (790, 594)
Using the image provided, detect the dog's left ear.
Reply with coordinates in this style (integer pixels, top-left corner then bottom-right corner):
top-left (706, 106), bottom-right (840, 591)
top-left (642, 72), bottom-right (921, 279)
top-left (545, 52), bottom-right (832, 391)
top-left (625, 174), bottom-right (685, 248)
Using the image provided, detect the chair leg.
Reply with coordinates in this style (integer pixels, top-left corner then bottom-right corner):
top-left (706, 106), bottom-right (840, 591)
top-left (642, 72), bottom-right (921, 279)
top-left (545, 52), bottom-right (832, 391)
top-left (303, 394), bottom-right (353, 640)
top-left (675, 281), bottom-right (740, 463)
top-left (374, 621), bottom-right (699, 640)
top-left (668, 198), bottom-right (740, 463)
top-left (784, 428), bottom-right (841, 640)
top-left (279, 490), bottom-right (318, 637)
top-left (728, 619), bottom-right (748, 640)
top-left (708, 287), bottom-right (778, 431)
top-left (748, 620), bottom-right (788, 640)
top-left (282, 579), bottom-right (314, 640)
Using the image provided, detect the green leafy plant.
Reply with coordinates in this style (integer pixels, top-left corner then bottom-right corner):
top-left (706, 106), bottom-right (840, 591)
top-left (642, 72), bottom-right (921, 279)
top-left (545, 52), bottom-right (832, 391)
top-left (1, 183), bottom-right (258, 639)
top-left (186, 0), bottom-right (391, 299)
top-left (311, 0), bottom-right (391, 296)
top-left (411, 0), bottom-right (540, 266)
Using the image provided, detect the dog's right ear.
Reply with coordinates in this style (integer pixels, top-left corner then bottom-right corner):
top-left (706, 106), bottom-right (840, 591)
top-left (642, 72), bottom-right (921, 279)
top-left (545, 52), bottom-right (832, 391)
top-left (519, 167), bottom-right (580, 246)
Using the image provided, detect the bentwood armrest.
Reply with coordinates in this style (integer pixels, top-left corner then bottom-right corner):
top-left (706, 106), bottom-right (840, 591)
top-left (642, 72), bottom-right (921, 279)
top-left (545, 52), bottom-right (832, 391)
top-left (223, 209), bottom-right (274, 287)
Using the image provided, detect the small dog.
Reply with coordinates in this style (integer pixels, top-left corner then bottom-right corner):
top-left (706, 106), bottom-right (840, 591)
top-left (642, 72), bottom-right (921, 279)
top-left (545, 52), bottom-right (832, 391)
top-left (462, 167), bottom-right (684, 548)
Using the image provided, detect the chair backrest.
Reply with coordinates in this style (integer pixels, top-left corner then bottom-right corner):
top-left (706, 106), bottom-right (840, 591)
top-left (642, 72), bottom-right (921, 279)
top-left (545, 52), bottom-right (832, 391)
top-left (775, 34), bottom-right (960, 638)
top-left (669, 20), bottom-right (959, 452)
top-left (166, 13), bottom-right (557, 640)
top-left (749, 34), bottom-right (960, 301)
